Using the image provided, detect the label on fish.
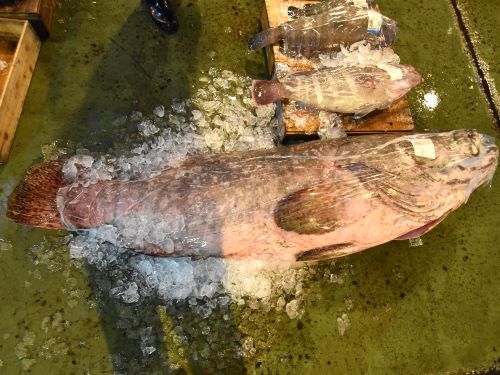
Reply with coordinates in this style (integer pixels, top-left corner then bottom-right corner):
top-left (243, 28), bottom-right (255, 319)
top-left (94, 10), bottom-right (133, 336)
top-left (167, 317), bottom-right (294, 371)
top-left (352, 0), bottom-right (368, 7)
top-left (409, 138), bottom-right (436, 159)
top-left (378, 63), bottom-right (403, 81)
top-left (367, 10), bottom-right (383, 35)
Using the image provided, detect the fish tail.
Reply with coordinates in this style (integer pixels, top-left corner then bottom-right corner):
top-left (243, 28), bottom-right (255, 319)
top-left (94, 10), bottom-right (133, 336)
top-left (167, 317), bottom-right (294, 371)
top-left (248, 27), bottom-right (284, 51)
top-left (252, 79), bottom-right (286, 105)
top-left (7, 158), bottom-right (67, 229)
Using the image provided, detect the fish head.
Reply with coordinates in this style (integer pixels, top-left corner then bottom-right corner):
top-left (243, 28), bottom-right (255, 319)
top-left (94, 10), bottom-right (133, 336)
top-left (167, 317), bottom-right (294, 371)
top-left (406, 129), bottom-right (499, 194)
top-left (450, 130), bottom-right (499, 190)
top-left (381, 16), bottom-right (397, 46)
top-left (387, 64), bottom-right (422, 101)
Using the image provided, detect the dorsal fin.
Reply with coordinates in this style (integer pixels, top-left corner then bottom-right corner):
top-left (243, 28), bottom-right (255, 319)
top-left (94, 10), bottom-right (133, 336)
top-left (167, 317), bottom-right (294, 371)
top-left (274, 184), bottom-right (342, 235)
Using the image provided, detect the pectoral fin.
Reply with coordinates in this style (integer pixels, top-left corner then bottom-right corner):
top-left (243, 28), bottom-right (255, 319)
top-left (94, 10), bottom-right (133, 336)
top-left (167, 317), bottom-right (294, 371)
top-left (353, 105), bottom-right (376, 119)
top-left (274, 184), bottom-right (342, 235)
top-left (296, 243), bottom-right (354, 262)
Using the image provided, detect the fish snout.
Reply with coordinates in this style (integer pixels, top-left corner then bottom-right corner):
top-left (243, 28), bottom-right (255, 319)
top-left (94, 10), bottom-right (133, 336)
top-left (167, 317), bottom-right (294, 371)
top-left (402, 65), bottom-right (422, 87)
top-left (478, 133), bottom-right (499, 162)
top-left (477, 133), bottom-right (499, 183)
top-left (480, 133), bottom-right (497, 148)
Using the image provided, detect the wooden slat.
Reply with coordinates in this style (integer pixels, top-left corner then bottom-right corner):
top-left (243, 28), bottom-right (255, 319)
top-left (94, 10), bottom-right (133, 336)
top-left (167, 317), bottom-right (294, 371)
top-left (261, 0), bottom-right (415, 137)
top-left (0, 0), bottom-right (45, 13)
top-left (0, 0), bottom-right (55, 38)
top-left (285, 97), bottom-right (413, 135)
top-left (0, 18), bottom-right (41, 163)
top-left (0, 17), bottom-right (24, 39)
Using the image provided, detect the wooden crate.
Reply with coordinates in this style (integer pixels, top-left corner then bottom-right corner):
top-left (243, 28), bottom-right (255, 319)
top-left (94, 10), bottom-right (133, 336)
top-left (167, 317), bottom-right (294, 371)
top-left (0, 18), bottom-right (41, 163)
top-left (0, 0), bottom-right (54, 39)
top-left (261, 0), bottom-right (415, 138)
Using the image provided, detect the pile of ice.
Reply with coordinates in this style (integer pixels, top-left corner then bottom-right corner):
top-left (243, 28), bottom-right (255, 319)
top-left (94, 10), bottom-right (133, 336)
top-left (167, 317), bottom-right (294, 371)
top-left (59, 69), bottom-right (317, 318)
top-left (70, 236), bottom-right (311, 319)
top-left (317, 41), bottom-right (400, 69)
top-left (61, 68), bottom-right (280, 184)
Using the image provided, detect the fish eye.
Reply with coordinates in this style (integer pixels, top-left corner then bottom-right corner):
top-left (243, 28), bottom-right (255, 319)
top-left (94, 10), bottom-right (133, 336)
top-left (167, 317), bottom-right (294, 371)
top-left (470, 144), bottom-right (480, 157)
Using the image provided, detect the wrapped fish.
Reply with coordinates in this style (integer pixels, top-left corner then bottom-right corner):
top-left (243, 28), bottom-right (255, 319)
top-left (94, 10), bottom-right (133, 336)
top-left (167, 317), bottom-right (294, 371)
top-left (249, 6), bottom-right (397, 58)
top-left (288, 0), bottom-right (377, 19)
top-left (7, 130), bottom-right (498, 262)
top-left (252, 64), bottom-right (421, 118)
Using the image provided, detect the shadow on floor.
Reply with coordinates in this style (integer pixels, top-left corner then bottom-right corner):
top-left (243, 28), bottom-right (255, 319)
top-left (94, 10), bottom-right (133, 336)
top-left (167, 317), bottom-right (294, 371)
top-left (76, 2), bottom-right (245, 373)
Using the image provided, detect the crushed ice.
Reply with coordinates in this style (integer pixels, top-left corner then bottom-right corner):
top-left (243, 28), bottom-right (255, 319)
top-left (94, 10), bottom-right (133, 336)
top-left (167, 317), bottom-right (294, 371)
top-left (55, 69), bottom-right (318, 319)
top-left (337, 313), bottom-right (350, 336)
top-left (317, 41), bottom-right (400, 69)
top-left (61, 68), bottom-right (279, 184)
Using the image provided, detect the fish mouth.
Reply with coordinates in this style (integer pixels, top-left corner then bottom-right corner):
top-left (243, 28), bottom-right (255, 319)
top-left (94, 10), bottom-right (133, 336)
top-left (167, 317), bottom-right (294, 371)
top-left (478, 134), bottom-right (499, 184)
top-left (480, 133), bottom-right (497, 148)
top-left (401, 65), bottom-right (422, 87)
top-left (479, 134), bottom-right (499, 162)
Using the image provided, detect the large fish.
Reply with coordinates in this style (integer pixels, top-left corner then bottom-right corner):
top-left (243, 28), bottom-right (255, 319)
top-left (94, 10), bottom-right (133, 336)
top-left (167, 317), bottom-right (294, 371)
top-left (252, 64), bottom-right (421, 118)
top-left (7, 130), bottom-right (498, 262)
top-left (248, 6), bottom-right (397, 58)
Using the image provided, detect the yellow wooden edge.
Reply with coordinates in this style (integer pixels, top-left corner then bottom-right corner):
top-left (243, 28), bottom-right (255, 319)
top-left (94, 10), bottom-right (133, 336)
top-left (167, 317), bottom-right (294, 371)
top-left (0, 20), bottom-right (41, 162)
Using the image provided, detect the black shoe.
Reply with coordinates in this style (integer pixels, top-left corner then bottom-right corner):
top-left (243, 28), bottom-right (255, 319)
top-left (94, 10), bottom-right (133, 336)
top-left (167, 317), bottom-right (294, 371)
top-left (143, 0), bottom-right (179, 34)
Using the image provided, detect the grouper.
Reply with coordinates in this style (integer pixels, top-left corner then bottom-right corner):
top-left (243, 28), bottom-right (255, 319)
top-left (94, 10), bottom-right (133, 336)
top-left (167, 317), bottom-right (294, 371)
top-left (252, 64), bottom-right (422, 118)
top-left (7, 130), bottom-right (498, 262)
top-left (248, 6), bottom-right (397, 58)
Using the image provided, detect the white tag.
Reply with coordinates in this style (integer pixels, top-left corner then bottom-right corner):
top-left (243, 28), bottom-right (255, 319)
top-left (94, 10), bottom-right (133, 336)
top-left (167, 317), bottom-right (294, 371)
top-left (367, 10), bottom-right (383, 35)
top-left (378, 63), bottom-right (403, 81)
top-left (409, 138), bottom-right (436, 159)
top-left (352, 0), bottom-right (368, 7)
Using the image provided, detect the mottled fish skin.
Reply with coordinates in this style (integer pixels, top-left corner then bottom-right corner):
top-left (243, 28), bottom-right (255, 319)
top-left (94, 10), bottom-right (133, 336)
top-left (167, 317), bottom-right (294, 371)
top-left (253, 64), bottom-right (422, 118)
top-left (280, 7), bottom-right (395, 58)
top-left (54, 130), bottom-right (497, 263)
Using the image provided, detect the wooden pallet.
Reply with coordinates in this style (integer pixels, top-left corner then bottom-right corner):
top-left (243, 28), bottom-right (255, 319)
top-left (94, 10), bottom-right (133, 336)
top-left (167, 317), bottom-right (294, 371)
top-left (0, 18), bottom-right (41, 163)
top-left (261, 0), bottom-right (415, 138)
top-left (0, 0), bottom-right (54, 39)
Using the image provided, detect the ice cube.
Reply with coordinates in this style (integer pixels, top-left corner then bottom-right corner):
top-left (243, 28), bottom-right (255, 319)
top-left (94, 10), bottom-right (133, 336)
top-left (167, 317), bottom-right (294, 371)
top-left (285, 299), bottom-right (303, 320)
top-left (122, 282), bottom-right (140, 304)
top-left (153, 105), bottom-right (165, 118)
top-left (141, 346), bottom-right (156, 356)
top-left (337, 313), bottom-right (350, 336)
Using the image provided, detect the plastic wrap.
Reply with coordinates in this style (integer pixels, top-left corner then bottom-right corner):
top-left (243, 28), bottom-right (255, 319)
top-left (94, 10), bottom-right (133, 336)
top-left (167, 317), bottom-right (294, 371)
top-left (8, 130), bottom-right (497, 262)
top-left (288, 0), bottom-right (377, 19)
top-left (252, 63), bottom-right (421, 118)
top-left (248, 4), bottom-right (397, 58)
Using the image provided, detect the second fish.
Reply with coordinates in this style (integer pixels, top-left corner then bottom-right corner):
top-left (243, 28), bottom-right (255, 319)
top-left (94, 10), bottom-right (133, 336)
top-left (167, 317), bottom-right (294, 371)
top-left (248, 6), bottom-right (397, 58)
top-left (252, 64), bottom-right (421, 118)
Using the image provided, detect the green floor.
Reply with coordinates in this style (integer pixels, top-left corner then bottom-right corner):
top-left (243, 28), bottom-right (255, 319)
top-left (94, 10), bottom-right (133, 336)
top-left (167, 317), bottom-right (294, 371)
top-left (456, 0), bottom-right (500, 112)
top-left (0, 0), bottom-right (499, 374)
